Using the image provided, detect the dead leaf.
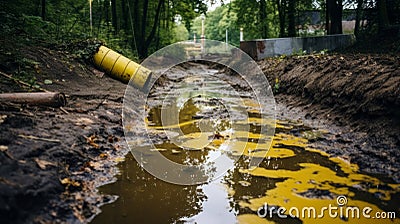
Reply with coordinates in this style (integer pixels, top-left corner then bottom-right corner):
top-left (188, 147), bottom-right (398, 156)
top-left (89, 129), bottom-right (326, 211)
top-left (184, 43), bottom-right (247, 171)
top-left (0, 145), bottom-right (8, 152)
top-left (61, 178), bottom-right (80, 187)
top-left (88, 161), bottom-right (102, 170)
top-left (86, 135), bottom-right (99, 148)
top-left (0, 115), bottom-right (7, 124)
top-left (99, 153), bottom-right (108, 159)
top-left (34, 158), bottom-right (56, 170)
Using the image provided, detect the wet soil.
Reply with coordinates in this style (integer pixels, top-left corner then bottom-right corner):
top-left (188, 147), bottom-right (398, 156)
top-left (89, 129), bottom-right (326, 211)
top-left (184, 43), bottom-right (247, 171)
top-left (258, 54), bottom-right (400, 182)
top-left (0, 43), bottom-right (399, 223)
top-left (0, 45), bottom-right (138, 223)
top-left (92, 63), bottom-right (399, 224)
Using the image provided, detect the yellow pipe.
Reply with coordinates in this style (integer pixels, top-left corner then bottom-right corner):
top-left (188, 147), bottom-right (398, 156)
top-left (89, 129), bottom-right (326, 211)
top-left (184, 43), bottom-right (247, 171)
top-left (93, 46), bottom-right (152, 90)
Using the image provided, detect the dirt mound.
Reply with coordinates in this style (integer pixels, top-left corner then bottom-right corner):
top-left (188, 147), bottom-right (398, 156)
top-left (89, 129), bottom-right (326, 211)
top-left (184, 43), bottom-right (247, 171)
top-left (0, 45), bottom-right (140, 223)
top-left (259, 53), bottom-right (400, 180)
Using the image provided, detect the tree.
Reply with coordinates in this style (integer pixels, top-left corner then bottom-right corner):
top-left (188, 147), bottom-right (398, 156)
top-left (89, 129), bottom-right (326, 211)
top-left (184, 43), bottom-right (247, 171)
top-left (111, 0), bottom-right (118, 33)
top-left (326, 0), bottom-right (342, 34)
top-left (377, 0), bottom-right (390, 32)
top-left (41, 0), bottom-right (46, 20)
top-left (260, 0), bottom-right (269, 38)
top-left (275, 0), bottom-right (288, 37)
top-left (287, 0), bottom-right (296, 36)
top-left (354, 0), bottom-right (364, 37)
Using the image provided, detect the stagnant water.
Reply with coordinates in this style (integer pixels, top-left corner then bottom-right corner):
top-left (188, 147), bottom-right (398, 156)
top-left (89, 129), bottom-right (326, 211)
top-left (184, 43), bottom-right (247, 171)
top-left (92, 65), bottom-right (399, 224)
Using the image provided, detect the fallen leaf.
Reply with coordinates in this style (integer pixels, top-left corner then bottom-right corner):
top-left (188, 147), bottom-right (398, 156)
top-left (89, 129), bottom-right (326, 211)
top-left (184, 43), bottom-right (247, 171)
top-left (99, 153), bottom-right (108, 159)
top-left (61, 178), bottom-right (80, 187)
top-left (86, 135), bottom-right (99, 148)
top-left (0, 115), bottom-right (7, 124)
top-left (0, 145), bottom-right (8, 152)
top-left (34, 158), bottom-right (56, 169)
top-left (88, 161), bottom-right (102, 170)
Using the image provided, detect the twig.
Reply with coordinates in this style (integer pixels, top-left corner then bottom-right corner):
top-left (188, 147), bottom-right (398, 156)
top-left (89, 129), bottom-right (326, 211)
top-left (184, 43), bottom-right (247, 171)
top-left (60, 107), bottom-right (69, 114)
top-left (18, 134), bottom-right (61, 143)
top-left (0, 71), bottom-right (49, 92)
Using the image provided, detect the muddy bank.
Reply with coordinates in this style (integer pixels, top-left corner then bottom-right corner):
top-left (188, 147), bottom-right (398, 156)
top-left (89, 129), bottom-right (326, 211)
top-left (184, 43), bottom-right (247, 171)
top-left (258, 53), bottom-right (400, 182)
top-left (0, 45), bottom-right (136, 223)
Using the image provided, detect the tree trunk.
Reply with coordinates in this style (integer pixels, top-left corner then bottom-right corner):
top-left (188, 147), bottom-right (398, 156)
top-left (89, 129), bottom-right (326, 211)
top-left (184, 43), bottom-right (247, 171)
top-left (326, 0), bottom-right (342, 34)
top-left (41, 0), bottom-right (46, 20)
top-left (259, 0), bottom-right (268, 38)
top-left (143, 0), bottom-right (164, 56)
top-left (132, 0), bottom-right (140, 52)
top-left (325, 0), bottom-right (330, 33)
top-left (121, 0), bottom-right (128, 31)
top-left (104, 0), bottom-right (110, 36)
top-left (288, 0), bottom-right (296, 37)
top-left (276, 0), bottom-right (286, 37)
top-left (137, 0), bottom-right (149, 58)
top-left (377, 0), bottom-right (390, 33)
top-left (335, 0), bottom-right (343, 34)
top-left (354, 0), bottom-right (363, 37)
top-left (111, 0), bottom-right (118, 33)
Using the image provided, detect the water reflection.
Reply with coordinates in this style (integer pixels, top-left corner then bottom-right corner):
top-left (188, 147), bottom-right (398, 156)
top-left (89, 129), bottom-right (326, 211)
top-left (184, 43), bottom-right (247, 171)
top-left (93, 65), bottom-right (399, 224)
top-left (94, 103), bottom-right (399, 224)
top-left (92, 154), bottom-right (204, 224)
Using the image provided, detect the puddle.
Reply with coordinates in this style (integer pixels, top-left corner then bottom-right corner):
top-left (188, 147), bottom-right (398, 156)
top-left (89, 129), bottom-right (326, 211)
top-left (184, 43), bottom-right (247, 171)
top-left (92, 64), bottom-right (399, 224)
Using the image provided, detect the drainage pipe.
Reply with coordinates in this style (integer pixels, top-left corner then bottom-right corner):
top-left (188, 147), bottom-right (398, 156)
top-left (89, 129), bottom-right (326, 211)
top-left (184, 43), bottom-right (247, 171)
top-left (93, 46), bottom-right (152, 90)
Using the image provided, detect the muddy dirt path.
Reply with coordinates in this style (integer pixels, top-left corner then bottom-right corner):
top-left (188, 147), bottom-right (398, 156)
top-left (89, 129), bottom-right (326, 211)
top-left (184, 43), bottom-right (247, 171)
top-left (92, 63), bottom-right (399, 224)
top-left (1, 46), bottom-right (398, 223)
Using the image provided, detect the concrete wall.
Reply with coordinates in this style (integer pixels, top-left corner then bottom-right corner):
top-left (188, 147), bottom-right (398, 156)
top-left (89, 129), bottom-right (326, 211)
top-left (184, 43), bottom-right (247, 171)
top-left (240, 34), bottom-right (355, 60)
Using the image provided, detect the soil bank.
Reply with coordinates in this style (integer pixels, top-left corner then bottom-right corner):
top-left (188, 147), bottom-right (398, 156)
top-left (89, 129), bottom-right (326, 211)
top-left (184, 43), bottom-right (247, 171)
top-left (259, 53), bottom-right (400, 182)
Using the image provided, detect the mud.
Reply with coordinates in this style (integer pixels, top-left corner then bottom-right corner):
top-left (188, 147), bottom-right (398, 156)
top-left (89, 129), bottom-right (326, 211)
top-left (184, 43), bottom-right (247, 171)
top-left (0, 43), bottom-right (399, 223)
top-left (258, 53), bottom-right (400, 183)
top-left (92, 62), bottom-right (399, 224)
top-left (0, 46), bottom-right (136, 223)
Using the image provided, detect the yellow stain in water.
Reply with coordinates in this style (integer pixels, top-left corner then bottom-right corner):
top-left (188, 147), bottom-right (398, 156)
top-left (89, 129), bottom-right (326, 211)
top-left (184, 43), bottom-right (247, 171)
top-left (234, 119), bottom-right (399, 224)
top-left (148, 119), bottom-right (198, 130)
top-left (227, 133), bottom-right (306, 158)
top-left (144, 103), bottom-right (399, 224)
top-left (177, 132), bottom-right (212, 149)
top-left (238, 160), bottom-right (399, 223)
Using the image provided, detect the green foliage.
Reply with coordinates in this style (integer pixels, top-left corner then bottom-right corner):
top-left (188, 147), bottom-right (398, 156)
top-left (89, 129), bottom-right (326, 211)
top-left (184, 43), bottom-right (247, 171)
top-left (62, 39), bottom-right (104, 62)
top-left (173, 24), bottom-right (190, 42)
top-left (191, 5), bottom-right (240, 46)
top-left (0, 0), bottom-right (208, 59)
top-left (21, 14), bottom-right (57, 41)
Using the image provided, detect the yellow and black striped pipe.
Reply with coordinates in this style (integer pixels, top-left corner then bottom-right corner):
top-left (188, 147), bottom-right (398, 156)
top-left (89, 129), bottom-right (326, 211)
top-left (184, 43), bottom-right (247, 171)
top-left (93, 46), bottom-right (152, 90)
